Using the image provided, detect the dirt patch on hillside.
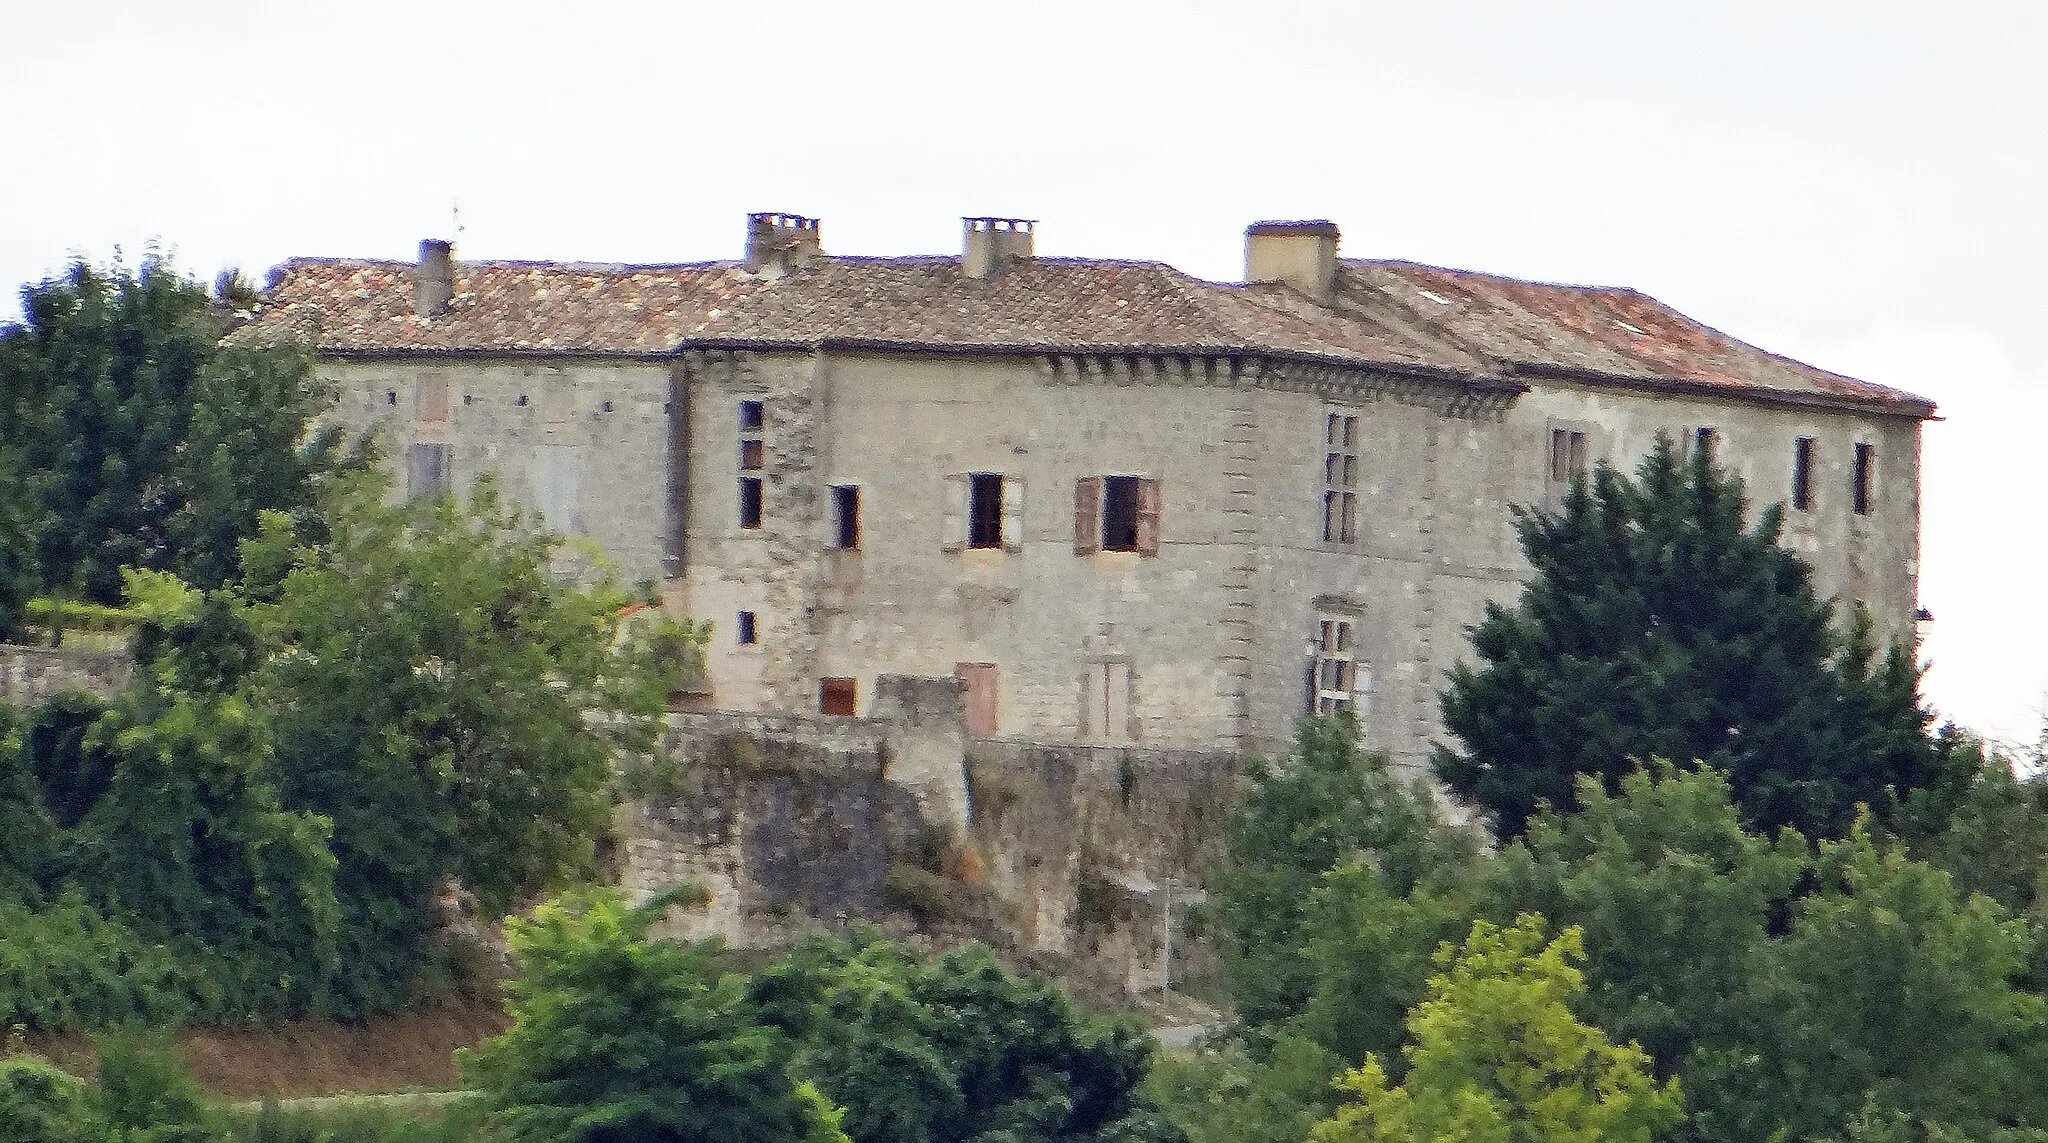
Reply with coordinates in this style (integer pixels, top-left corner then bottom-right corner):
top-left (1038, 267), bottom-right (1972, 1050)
top-left (27, 998), bottom-right (510, 1100)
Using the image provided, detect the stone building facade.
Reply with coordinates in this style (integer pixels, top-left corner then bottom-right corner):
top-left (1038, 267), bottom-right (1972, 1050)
top-left (249, 215), bottom-right (1932, 774)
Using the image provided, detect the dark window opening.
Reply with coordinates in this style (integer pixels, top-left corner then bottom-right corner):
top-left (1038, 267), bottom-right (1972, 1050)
top-left (968, 473), bottom-right (1004, 549)
top-left (737, 611), bottom-right (757, 644)
top-left (385, 390), bottom-right (397, 405)
top-left (1853, 442), bottom-right (1874, 515)
top-left (1694, 426), bottom-right (1717, 460)
top-left (739, 400), bottom-right (764, 431)
top-left (1102, 476), bottom-right (1140, 551)
top-left (820, 677), bottom-right (857, 716)
top-left (600, 399), bottom-right (613, 413)
top-left (1793, 437), bottom-right (1815, 511)
top-left (832, 485), bottom-right (860, 549)
top-left (740, 439), bottom-right (764, 470)
top-left (517, 394), bottom-right (528, 406)
top-left (461, 393), bottom-right (473, 406)
top-left (739, 477), bottom-right (763, 528)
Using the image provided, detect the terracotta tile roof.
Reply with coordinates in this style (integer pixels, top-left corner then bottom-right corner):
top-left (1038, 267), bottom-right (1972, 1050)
top-left (1340, 261), bottom-right (1930, 413)
top-left (245, 251), bottom-right (1932, 416)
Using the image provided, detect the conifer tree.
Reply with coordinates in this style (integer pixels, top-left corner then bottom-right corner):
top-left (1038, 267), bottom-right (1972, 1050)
top-left (1434, 435), bottom-right (1936, 841)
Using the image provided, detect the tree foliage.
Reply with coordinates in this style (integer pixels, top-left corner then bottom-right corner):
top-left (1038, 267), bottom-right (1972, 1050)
top-left (465, 888), bottom-right (843, 1143)
top-left (0, 256), bottom-right (351, 606)
top-left (1210, 714), bottom-right (1474, 1030)
top-left (1309, 915), bottom-right (1683, 1143)
top-left (1435, 435), bottom-right (1937, 842)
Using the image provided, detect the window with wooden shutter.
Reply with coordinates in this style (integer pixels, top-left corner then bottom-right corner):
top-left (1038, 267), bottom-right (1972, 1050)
top-left (1074, 477), bottom-right (1103, 555)
top-left (943, 475), bottom-right (969, 552)
top-left (820, 677), bottom-right (856, 716)
top-left (1000, 476), bottom-right (1024, 551)
top-left (1135, 478), bottom-right (1162, 556)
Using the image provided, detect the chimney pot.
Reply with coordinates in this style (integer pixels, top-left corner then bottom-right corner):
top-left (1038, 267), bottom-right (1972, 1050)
top-left (1244, 220), bottom-right (1340, 304)
top-left (415, 238), bottom-right (454, 317)
top-left (744, 212), bottom-right (823, 277)
top-left (962, 217), bottom-right (1036, 280)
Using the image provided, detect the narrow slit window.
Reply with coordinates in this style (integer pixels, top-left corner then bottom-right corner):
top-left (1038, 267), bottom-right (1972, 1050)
top-left (1793, 437), bottom-right (1815, 511)
top-left (739, 476), bottom-right (763, 528)
top-left (736, 611), bottom-right (757, 645)
top-left (1694, 426), bottom-right (1717, 460)
top-left (832, 485), bottom-right (860, 549)
top-left (1853, 442), bottom-right (1874, 515)
top-left (1101, 475), bottom-right (1140, 552)
top-left (968, 473), bottom-right (1004, 549)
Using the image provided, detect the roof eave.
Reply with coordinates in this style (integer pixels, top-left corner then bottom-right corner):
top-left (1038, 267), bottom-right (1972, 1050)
top-left (1508, 362), bottom-right (1936, 420)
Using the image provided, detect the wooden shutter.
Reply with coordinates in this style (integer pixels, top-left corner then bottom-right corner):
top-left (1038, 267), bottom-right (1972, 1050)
top-left (1135, 478), bottom-right (1162, 556)
top-left (942, 474), bottom-right (967, 552)
top-left (1074, 477), bottom-right (1102, 555)
top-left (1001, 476), bottom-right (1025, 551)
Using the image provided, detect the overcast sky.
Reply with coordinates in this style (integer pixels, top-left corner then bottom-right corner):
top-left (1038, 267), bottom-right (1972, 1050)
top-left (7, 1), bottom-right (2045, 745)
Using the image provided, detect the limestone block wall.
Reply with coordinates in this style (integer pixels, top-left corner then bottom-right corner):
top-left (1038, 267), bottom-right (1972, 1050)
top-left (319, 357), bottom-right (677, 586)
top-left (617, 674), bottom-right (1239, 995)
top-left (672, 350), bottom-right (1248, 749)
top-left (0, 645), bottom-right (134, 708)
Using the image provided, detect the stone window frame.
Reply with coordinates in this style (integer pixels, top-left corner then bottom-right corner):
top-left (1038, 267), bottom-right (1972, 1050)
top-left (1544, 417), bottom-right (1600, 507)
top-left (738, 400), bottom-right (765, 530)
top-left (1308, 597), bottom-right (1371, 722)
top-left (1792, 436), bottom-right (1817, 512)
top-left (1079, 656), bottom-right (1137, 743)
top-left (1320, 409), bottom-right (1359, 545)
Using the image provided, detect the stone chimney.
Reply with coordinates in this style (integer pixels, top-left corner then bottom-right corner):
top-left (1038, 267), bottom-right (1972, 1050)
top-left (962, 217), bottom-right (1035, 280)
top-left (744, 212), bottom-right (823, 277)
top-left (1244, 220), bottom-right (1340, 304)
top-left (414, 239), bottom-right (454, 317)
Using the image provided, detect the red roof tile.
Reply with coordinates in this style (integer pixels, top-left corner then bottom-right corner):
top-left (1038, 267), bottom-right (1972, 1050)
top-left (243, 251), bottom-right (1931, 416)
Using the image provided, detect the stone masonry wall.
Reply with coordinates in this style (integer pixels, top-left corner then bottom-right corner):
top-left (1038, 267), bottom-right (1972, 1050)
top-left (618, 674), bottom-right (1239, 997)
top-left (0, 645), bottom-right (134, 708)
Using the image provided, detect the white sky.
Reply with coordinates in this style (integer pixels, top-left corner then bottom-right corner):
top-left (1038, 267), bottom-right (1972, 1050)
top-left (6, 1), bottom-right (2046, 744)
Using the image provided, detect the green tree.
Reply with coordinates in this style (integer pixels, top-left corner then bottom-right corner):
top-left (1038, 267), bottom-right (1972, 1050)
top-left (757, 933), bottom-right (1176, 1143)
top-left (0, 448), bottom-right (36, 641)
top-left (1309, 915), bottom-right (1683, 1143)
top-left (0, 256), bottom-right (346, 605)
top-left (239, 477), bottom-right (693, 1014)
top-left (1435, 435), bottom-right (1936, 841)
top-left (465, 888), bottom-right (845, 1143)
top-left (0, 1054), bottom-right (97, 1143)
top-left (1210, 714), bottom-right (1474, 1029)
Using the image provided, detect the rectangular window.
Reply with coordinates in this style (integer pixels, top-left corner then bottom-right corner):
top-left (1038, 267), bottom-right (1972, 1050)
top-left (736, 611), bottom-right (758, 645)
top-left (1101, 475), bottom-right (1140, 552)
top-left (1313, 616), bottom-right (1365, 716)
top-left (1693, 426), bottom-right (1717, 460)
top-left (820, 677), bottom-right (856, 717)
top-left (955, 663), bottom-right (999, 736)
top-left (416, 373), bottom-right (449, 424)
top-left (1082, 661), bottom-right (1132, 742)
top-left (1550, 429), bottom-right (1587, 484)
top-left (405, 442), bottom-right (450, 500)
top-left (740, 439), bottom-right (764, 470)
top-left (738, 477), bottom-right (763, 528)
top-left (1792, 437), bottom-right (1815, 511)
top-left (1322, 411), bottom-right (1359, 544)
top-left (1074, 476), bottom-right (1161, 556)
top-left (739, 399), bottom-right (764, 431)
top-left (968, 473), bottom-right (1004, 549)
top-left (831, 485), bottom-right (860, 549)
top-left (1853, 442), bottom-right (1874, 515)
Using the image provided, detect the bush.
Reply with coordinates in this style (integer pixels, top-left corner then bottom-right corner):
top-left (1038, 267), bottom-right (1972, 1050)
top-left (0, 898), bottom-right (203, 1032)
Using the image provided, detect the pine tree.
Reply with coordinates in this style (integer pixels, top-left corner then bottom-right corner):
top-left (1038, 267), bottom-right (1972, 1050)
top-left (1434, 435), bottom-right (1936, 842)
